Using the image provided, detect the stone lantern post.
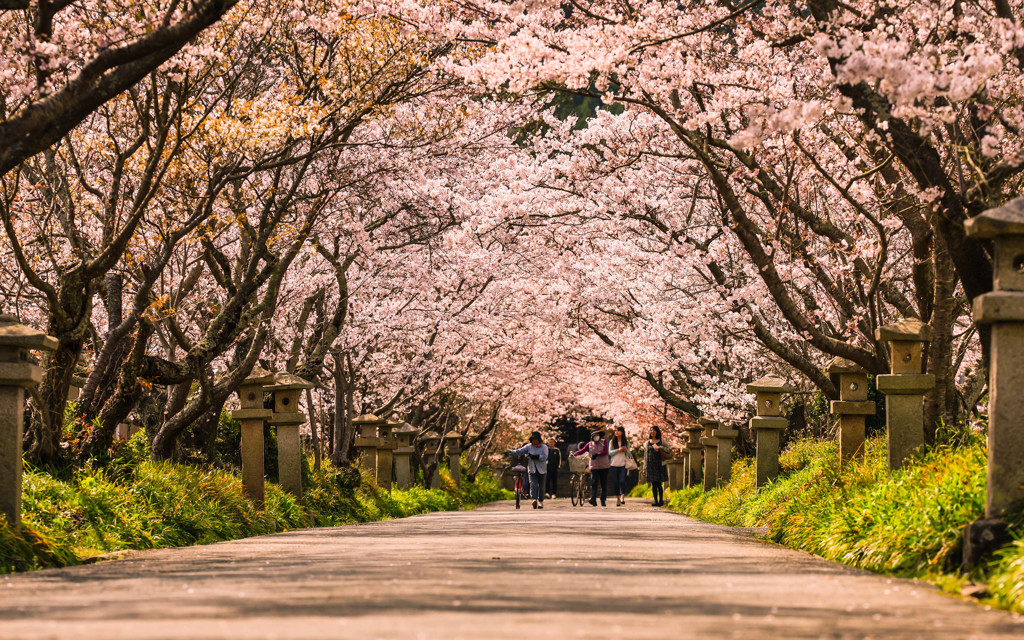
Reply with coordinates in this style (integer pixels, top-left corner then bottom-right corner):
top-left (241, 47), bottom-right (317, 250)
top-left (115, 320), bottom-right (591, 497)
top-left (966, 198), bottom-right (1024, 519)
top-left (684, 423), bottom-right (704, 488)
top-left (712, 423), bottom-right (739, 486)
top-left (393, 423), bottom-right (418, 489)
top-left (0, 315), bottom-right (57, 533)
top-left (875, 320), bottom-right (934, 471)
top-left (420, 430), bottom-right (442, 489)
top-left (665, 458), bottom-right (685, 491)
top-left (230, 367), bottom-right (275, 504)
top-left (444, 433), bottom-right (463, 488)
top-left (114, 423), bottom-right (140, 442)
top-left (748, 376), bottom-right (795, 488)
top-left (267, 372), bottom-right (313, 498)
top-left (699, 418), bottom-right (719, 491)
top-left (826, 357), bottom-right (876, 463)
top-left (67, 375), bottom-right (84, 402)
top-left (352, 414), bottom-right (385, 477)
top-left (677, 439), bottom-right (691, 488)
top-left (374, 419), bottom-right (401, 489)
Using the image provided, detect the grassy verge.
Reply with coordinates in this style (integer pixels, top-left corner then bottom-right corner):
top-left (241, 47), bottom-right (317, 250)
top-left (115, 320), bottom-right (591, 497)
top-left (665, 435), bottom-right (1024, 613)
top-left (1, 433), bottom-right (509, 574)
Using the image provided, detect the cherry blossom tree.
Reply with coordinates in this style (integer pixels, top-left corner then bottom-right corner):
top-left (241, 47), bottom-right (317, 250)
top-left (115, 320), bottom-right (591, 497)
top-left (0, 0), bottom-right (240, 177)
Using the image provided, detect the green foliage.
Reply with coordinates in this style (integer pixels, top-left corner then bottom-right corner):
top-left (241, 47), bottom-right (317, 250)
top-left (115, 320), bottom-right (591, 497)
top-left (990, 540), bottom-right (1024, 613)
top-left (214, 412), bottom-right (243, 468)
top-left (0, 520), bottom-right (77, 573)
top-left (666, 434), bottom-right (1024, 612)
top-left (1, 454), bottom-right (509, 575)
top-left (628, 482), bottom-right (652, 498)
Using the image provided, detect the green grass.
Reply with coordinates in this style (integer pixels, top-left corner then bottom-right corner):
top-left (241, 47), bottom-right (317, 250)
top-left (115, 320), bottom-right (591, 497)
top-left (1, 433), bottom-right (509, 574)
top-left (628, 482), bottom-right (652, 498)
top-left (666, 435), bottom-right (1024, 613)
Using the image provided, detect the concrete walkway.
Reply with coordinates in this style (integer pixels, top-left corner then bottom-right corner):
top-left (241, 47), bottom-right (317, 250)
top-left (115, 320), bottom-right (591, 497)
top-left (0, 499), bottom-right (1021, 639)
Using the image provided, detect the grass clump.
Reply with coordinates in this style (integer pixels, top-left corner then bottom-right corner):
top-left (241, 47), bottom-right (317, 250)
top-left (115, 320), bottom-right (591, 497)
top-left (1, 435), bottom-right (509, 574)
top-left (667, 434), bottom-right (1024, 613)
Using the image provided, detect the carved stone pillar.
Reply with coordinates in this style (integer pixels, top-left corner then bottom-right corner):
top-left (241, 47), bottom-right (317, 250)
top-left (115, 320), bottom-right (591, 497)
top-left (748, 376), bottom-right (795, 488)
top-left (393, 423), bottom-right (418, 489)
top-left (966, 199), bottom-right (1024, 518)
top-left (712, 424), bottom-right (739, 486)
top-left (699, 418), bottom-right (719, 491)
top-left (826, 358), bottom-right (875, 463)
top-left (875, 320), bottom-right (934, 471)
top-left (267, 372), bottom-right (313, 498)
top-left (230, 367), bottom-right (275, 505)
top-left (352, 414), bottom-right (385, 478)
top-left (0, 315), bottom-right (56, 533)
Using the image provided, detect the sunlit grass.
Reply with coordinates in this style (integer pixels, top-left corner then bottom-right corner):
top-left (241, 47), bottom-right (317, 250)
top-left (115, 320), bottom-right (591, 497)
top-left (1, 433), bottom-right (509, 574)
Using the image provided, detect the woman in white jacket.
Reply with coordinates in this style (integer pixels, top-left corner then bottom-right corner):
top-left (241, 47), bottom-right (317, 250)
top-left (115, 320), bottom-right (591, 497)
top-left (507, 431), bottom-right (549, 509)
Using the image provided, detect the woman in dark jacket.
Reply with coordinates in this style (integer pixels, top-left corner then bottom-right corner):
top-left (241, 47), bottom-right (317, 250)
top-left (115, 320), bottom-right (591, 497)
top-left (644, 425), bottom-right (667, 506)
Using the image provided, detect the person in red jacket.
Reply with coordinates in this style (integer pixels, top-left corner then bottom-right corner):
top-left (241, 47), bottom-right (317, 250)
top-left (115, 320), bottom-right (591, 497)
top-left (572, 428), bottom-right (611, 506)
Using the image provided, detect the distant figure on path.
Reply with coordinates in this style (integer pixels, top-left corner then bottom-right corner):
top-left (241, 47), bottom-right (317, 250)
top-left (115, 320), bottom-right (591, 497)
top-left (546, 438), bottom-right (561, 498)
top-left (572, 428), bottom-right (610, 506)
top-left (507, 431), bottom-right (549, 509)
top-left (645, 426), bottom-right (667, 506)
top-left (609, 426), bottom-right (630, 506)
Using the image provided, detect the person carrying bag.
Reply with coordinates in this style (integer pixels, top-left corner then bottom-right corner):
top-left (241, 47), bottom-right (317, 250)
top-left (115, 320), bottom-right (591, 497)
top-left (608, 426), bottom-right (631, 506)
top-left (572, 428), bottom-right (611, 507)
top-left (644, 425), bottom-right (668, 507)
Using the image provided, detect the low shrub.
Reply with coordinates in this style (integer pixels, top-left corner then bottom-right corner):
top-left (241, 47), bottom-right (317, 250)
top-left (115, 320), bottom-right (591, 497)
top-left (2, 445), bottom-right (510, 575)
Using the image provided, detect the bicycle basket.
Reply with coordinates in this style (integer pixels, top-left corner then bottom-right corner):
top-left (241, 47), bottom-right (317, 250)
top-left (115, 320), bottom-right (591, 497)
top-left (568, 456), bottom-right (590, 474)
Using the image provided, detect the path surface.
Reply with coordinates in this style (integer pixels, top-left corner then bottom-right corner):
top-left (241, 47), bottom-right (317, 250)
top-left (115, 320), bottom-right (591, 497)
top-left (1, 499), bottom-right (1021, 639)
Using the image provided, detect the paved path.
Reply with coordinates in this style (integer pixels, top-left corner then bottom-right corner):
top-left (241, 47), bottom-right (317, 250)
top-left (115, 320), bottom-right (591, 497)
top-left (1, 499), bottom-right (1021, 639)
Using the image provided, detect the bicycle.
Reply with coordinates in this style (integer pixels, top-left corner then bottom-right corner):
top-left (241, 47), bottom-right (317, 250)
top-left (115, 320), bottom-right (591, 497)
top-left (568, 455), bottom-right (591, 507)
top-left (505, 455), bottom-right (529, 509)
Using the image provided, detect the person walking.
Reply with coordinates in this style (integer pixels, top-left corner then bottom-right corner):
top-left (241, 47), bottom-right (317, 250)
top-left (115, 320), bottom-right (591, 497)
top-left (545, 438), bottom-right (561, 498)
top-left (572, 428), bottom-right (610, 506)
top-left (609, 426), bottom-right (630, 506)
top-left (507, 431), bottom-right (549, 509)
top-left (645, 426), bottom-right (667, 506)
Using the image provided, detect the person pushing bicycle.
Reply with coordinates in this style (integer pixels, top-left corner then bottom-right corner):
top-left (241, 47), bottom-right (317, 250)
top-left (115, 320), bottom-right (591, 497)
top-left (506, 431), bottom-right (549, 509)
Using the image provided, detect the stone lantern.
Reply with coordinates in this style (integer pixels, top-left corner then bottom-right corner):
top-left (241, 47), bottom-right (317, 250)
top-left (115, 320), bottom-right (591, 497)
top-left (0, 315), bottom-right (57, 533)
top-left (230, 367), bottom-right (275, 504)
top-left (677, 438), bottom-right (691, 488)
top-left (966, 198), bottom-right (1024, 519)
top-left (664, 458), bottom-right (685, 491)
top-left (699, 418), bottom-right (720, 491)
top-left (684, 422), bottom-right (704, 488)
top-left (711, 422), bottom-right (739, 486)
top-left (747, 376), bottom-right (795, 488)
top-left (379, 418), bottom-right (400, 442)
top-left (420, 430), bottom-right (442, 489)
top-left (374, 418), bottom-right (402, 489)
top-left (352, 414), bottom-right (385, 477)
top-left (875, 320), bottom-right (934, 471)
top-left (267, 371), bottom-right (313, 498)
top-left (444, 433), bottom-right (463, 488)
top-left (67, 375), bottom-right (84, 402)
top-left (827, 357), bottom-right (876, 463)
top-left (393, 423), bottom-right (418, 489)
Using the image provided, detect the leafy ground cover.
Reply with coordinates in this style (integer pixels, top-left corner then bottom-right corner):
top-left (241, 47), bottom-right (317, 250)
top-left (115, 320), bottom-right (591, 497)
top-left (662, 435), bottom-right (1024, 613)
top-left (1, 433), bottom-right (509, 574)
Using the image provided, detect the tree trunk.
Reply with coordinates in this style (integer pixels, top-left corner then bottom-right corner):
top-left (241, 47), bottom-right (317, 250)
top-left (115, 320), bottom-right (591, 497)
top-left (331, 353), bottom-right (354, 467)
top-left (307, 388), bottom-right (321, 471)
top-left (923, 231), bottom-right (958, 442)
top-left (30, 278), bottom-right (93, 463)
